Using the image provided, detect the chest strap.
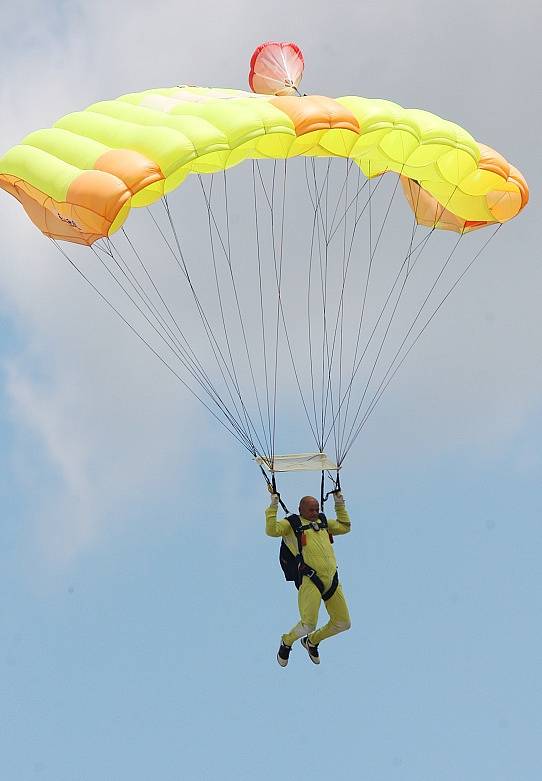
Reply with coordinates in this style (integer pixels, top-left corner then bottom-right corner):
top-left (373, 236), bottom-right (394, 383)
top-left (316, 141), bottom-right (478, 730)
top-left (286, 513), bottom-right (339, 601)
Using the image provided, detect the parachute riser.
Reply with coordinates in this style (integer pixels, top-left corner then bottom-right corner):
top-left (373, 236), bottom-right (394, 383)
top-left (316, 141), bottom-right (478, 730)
top-left (259, 463), bottom-right (290, 514)
top-left (320, 470), bottom-right (342, 509)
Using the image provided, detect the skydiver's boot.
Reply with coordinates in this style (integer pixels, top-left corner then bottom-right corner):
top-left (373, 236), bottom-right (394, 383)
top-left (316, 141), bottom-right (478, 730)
top-left (277, 640), bottom-right (292, 667)
top-left (301, 635), bottom-right (320, 664)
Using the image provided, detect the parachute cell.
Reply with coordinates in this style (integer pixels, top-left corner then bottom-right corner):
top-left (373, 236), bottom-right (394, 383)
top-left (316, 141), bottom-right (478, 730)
top-left (0, 87), bottom-right (528, 246)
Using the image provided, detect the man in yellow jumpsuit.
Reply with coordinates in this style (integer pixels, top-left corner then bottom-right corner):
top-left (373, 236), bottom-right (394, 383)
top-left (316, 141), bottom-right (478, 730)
top-left (266, 491), bottom-right (351, 666)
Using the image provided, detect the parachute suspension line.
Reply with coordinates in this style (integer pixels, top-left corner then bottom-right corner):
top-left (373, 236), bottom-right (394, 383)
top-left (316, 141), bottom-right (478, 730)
top-left (319, 167), bottom-right (384, 453)
top-left (327, 159), bottom-right (355, 241)
top-left (254, 160), bottom-right (321, 456)
top-left (307, 158), bottom-right (337, 449)
top-left (269, 159), bottom-right (281, 462)
top-left (302, 159), bottom-right (382, 457)
top-left (161, 191), bottom-right (246, 417)
top-left (118, 228), bottom-right (217, 398)
top-left (330, 161), bottom-right (350, 462)
top-left (337, 180), bottom-right (424, 460)
top-left (312, 159), bottom-right (328, 446)
top-left (276, 159), bottom-right (324, 452)
top-left (49, 238), bottom-right (254, 454)
top-left (312, 159), bottom-right (334, 448)
top-left (307, 156), bottom-right (343, 450)
top-left (255, 160), bottom-right (321, 451)
top-left (269, 158), bottom-right (317, 459)
top-left (149, 198), bottom-right (248, 427)
top-left (251, 160), bottom-right (273, 458)
top-left (325, 227), bottom-right (436, 456)
top-left (146, 203), bottom-right (256, 437)
top-left (334, 163), bottom-right (396, 458)
top-left (100, 236), bottom-right (233, 417)
top-left (331, 174), bottom-right (425, 458)
top-left (271, 158), bottom-right (289, 461)
top-left (341, 231), bottom-right (464, 458)
top-left (304, 158), bottom-right (331, 448)
top-left (252, 159), bottom-right (285, 462)
top-left (304, 155), bottom-right (333, 241)
top-left (337, 184), bottom-right (481, 459)
top-left (340, 225), bottom-right (502, 461)
top-left (222, 168), bottom-right (274, 459)
top-left (160, 195), bottom-right (260, 456)
top-left (198, 173), bottom-right (271, 459)
top-left (197, 174), bottom-right (264, 456)
top-left (321, 161), bottom-right (369, 463)
top-left (326, 168), bottom-right (379, 246)
top-left (163, 188), bottom-right (272, 456)
top-left (104, 235), bottom-right (213, 399)
top-left (92, 239), bottom-right (218, 399)
top-left (318, 158), bottom-right (352, 460)
top-left (326, 158), bottom-right (348, 463)
top-left (91, 239), bottom-right (256, 448)
top-left (319, 158), bottom-right (342, 454)
top-left (335, 158), bottom-right (354, 464)
top-left (95, 238), bottom-right (181, 351)
top-left (335, 163), bottom-right (375, 453)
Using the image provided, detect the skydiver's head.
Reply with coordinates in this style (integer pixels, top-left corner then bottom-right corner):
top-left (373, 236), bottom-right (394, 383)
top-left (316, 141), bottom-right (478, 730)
top-left (299, 496), bottom-right (319, 521)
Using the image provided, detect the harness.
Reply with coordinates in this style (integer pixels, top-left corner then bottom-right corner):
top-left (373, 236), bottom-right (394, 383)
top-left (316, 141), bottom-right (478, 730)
top-left (282, 513), bottom-right (339, 602)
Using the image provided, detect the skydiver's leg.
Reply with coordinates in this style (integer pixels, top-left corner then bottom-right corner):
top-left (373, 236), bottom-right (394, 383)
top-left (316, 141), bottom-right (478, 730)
top-left (281, 578), bottom-right (321, 647)
top-left (308, 584), bottom-right (351, 645)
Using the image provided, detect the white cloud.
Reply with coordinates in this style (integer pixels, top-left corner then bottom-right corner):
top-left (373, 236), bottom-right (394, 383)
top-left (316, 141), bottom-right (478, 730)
top-left (6, 362), bottom-right (90, 497)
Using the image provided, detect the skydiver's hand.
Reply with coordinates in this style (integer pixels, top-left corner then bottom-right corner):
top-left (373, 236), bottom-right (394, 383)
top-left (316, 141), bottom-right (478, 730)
top-left (333, 491), bottom-right (345, 505)
top-left (269, 493), bottom-right (279, 508)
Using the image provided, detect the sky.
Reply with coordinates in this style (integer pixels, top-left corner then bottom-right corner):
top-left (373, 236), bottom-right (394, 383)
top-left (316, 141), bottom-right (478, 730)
top-left (0, 1), bottom-right (541, 779)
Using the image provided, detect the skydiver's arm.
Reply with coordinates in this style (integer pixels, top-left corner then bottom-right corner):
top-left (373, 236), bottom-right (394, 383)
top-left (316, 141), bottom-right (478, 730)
top-left (327, 494), bottom-right (351, 535)
top-left (265, 500), bottom-right (291, 537)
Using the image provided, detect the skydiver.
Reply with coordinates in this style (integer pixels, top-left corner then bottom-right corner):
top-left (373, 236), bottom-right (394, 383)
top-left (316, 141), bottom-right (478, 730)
top-left (266, 490), bottom-right (351, 666)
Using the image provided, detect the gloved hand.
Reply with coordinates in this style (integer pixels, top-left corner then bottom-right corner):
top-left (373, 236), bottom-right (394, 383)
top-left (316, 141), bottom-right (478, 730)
top-left (333, 491), bottom-right (345, 505)
top-left (269, 493), bottom-right (279, 508)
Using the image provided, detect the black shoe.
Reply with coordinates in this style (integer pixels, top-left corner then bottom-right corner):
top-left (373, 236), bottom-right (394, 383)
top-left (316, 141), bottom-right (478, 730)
top-left (301, 636), bottom-right (320, 664)
top-left (277, 641), bottom-right (292, 667)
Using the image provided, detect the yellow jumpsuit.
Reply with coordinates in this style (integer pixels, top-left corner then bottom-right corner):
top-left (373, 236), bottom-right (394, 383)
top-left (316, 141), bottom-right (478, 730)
top-left (266, 500), bottom-right (351, 647)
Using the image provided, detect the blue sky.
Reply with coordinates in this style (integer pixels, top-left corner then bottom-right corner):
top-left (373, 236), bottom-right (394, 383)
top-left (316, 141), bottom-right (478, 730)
top-left (1, 2), bottom-right (541, 780)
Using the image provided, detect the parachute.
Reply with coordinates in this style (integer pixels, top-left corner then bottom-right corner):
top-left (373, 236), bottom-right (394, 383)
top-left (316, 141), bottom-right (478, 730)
top-left (0, 43), bottom-right (529, 481)
top-left (249, 41), bottom-right (304, 96)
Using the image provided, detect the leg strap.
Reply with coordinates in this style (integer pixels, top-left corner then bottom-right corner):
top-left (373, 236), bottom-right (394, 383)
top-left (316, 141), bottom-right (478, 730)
top-left (322, 570), bottom-right (339, 601)
top-left (300, 565), bottom-right (339, 602)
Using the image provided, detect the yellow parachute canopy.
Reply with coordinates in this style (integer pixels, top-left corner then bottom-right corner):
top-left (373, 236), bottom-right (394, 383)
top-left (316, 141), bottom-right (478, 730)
top-left (0, 87), bottom-right (528, 245)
